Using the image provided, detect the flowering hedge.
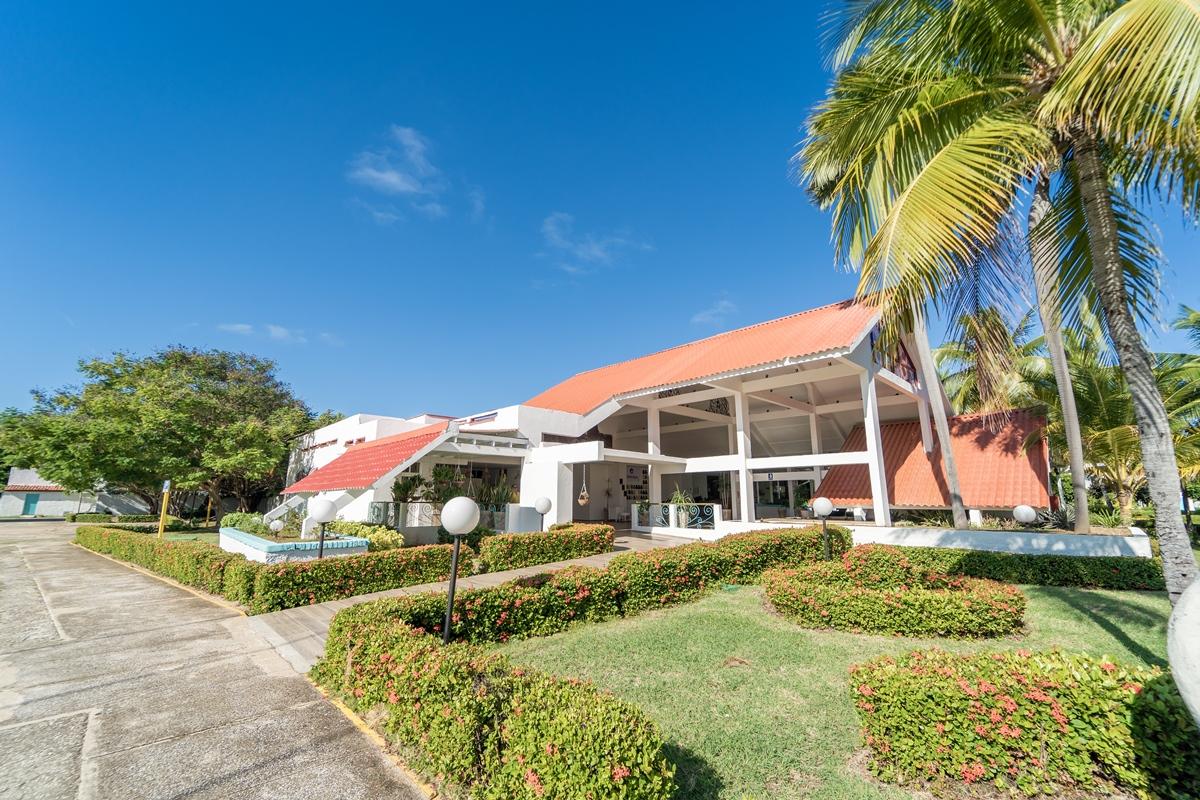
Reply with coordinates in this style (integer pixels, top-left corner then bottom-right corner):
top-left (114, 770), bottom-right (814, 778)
top-left (326, 520), bottom-right (405, 550)
top-left (249, 544), bottom-right (471, 614)
top-left (74, 526), bottom-right (246, 597)
top-left (311, 606), bottom-right (674, 799)
top-left (852, 649), bottom-right (1200, 797)
top-left (609, 525), bottom-right (853, 613)
top-left (763, 545), bottom-right (1026, 638)
top-left (893, 545), bottom-right (1165, 590)
top-left (479, 523), bottom-right (615, 571)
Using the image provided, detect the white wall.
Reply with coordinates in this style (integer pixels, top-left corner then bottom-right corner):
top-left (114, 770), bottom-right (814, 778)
top-left (0, 491), bottom-right (95, 517)
top-left (519, 461), bottom-right (573, 528)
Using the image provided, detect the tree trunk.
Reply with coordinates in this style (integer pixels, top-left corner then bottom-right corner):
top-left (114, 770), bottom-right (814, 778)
top-left (1117, 488), bottom-right (1135, 527)
top-left (1072, 130), bottom-right (1198, 604)
top-left (914, 314), bottom-right (970, 529)
top-left (1028, 175), bottom-right (1091, 532)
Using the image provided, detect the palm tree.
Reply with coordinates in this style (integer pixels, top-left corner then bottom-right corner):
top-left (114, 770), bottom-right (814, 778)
top-left (934, 308), bottom-right (1048, 414)
top-left (800, 0), bottom-right (1200, 603)
top-left (1031, 306), bottom-right (1200, 524)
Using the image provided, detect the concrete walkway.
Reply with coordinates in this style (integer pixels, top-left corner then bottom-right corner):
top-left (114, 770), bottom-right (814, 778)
top-left (249, 531), bottom-right (691, 674)
top-left (0, 521), bottom-right (426, 800)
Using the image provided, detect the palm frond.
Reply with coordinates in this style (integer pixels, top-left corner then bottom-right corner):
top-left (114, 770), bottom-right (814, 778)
top-left (1040, 0), bottom-right (1200, 153)
top-left (1028, 157), bottom-right (1164, 334)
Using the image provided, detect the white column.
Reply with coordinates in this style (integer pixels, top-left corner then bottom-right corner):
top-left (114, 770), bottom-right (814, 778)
top-left (786, 480), bottom-right (796, 516)
top-left (647, 407), bottom-right (662, 503)
top-left (859, 370), bottom-right (892, 526)
top-left (733, 390), bottom-right (754, 524)
top-left (727, 424), bottom-right (739, 519)
top-left (916, 391), bottom-right (934, 453)
top-left (807, 384), bottom-right (826, 490)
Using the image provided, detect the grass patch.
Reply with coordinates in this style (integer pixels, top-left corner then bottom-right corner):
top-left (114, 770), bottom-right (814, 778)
top-left (165, 531), bottom-right (220, 545)
top-left (499, 585), bottom-right (1170, 800)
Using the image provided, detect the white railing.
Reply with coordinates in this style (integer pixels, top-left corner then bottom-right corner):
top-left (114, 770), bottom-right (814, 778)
top-left (632, 503), bottom-right (722, 533)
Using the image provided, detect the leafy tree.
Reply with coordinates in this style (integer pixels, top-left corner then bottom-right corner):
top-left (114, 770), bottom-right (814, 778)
top-left (800, 0), bottom-right (1200, 602)
top-left (934, 309), bottom-right (1049, 415)
top-left (6, 348), bottom-right (330, 518)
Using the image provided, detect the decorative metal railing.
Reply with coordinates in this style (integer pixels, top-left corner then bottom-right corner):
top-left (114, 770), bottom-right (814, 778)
top-left (368, 501), bottom-right (508, 532)
top-left (633, 503), bottom-right (720, 531)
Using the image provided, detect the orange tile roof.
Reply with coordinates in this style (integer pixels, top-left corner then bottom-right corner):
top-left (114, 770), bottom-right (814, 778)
top-left (818, 410), bottom-right (1050, 510)
top-left (525, 298), bottom-right (879, 415)
top-left (282, 422), bottom-right (449, 494)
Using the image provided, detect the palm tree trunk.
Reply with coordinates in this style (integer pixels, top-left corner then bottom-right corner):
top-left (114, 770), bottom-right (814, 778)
top-left (1028, 176), bottom-right (1091, 532)
top-left (1072, 130), bottom-right (1198, 604)
top-left (914, 314), bottom-right (970, 529)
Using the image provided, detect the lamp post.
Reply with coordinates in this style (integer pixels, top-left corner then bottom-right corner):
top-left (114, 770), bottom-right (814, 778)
top-left (812, 496), bottom-right (834, 560)
top-left (308, 498), bottom-right (336, 559)
top-left (533, 496), bottom-right (552, 531)
top-left (440, 496), bottom-right (480, 645)
top-left (1013, 504), bottom-right (1037, 528)
top-left (269, 519), bottom-right (285, 535)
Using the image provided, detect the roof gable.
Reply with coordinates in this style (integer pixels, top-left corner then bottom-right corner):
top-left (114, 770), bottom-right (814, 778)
top-left (282, 422), bottom-right (449, 494)
top-left (525, 298), bottom-right (879, 416)
top-left (819, 410), bottom-right (1050, 510)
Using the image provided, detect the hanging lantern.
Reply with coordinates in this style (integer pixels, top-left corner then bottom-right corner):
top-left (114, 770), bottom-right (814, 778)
top-left (577, 464), bottom-right (591, 506)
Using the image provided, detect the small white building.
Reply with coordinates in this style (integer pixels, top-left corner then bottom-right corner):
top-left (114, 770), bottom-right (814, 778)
top-left (1, 468), bottom-right (95, 517)
top-left (277, 298), bottom-right (1050, 539)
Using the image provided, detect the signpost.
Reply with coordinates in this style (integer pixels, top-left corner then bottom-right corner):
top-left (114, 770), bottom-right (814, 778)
top-left (157, 480), bottom-right (172, 539)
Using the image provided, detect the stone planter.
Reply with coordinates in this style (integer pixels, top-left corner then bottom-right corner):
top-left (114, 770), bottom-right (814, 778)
top-left (219, 527), bottom-right (370, 564)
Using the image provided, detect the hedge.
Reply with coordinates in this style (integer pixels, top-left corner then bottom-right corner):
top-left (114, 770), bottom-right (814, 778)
top-left (893, 545), bottom-right (1166, 590)
top-left (221, 511), bottom-right (272, 537)
top-left (311, 603), bottom-right (674, 799)
top-left (479, 523), bottom-right (614, 571)
top-left (763, 545), bottom-right (1026, 638)
top-left (74, 526), bottom-right (247, 597)
top-left (852, 649), bottom-right (1200, 797)
top-left (609, 525), bottom-right (853, 613)
top-left (248, 544), bottom-right (472, 614)
top-left (326, 520), bottom-right (405, 550)
top-left (115, 513), bottom-right (159, 523)
top-left (69, 512), bottom-right (116, 522)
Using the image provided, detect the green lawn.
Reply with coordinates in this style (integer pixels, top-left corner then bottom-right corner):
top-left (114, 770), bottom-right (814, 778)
top-left (165, 531), bottom-right (220, 545)
top-left (500, 585), bottom-right (1171, 800)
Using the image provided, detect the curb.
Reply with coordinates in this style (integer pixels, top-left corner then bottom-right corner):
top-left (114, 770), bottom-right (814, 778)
top-left (70, 542), bottom-right (248, 616)
top-left (309, 681), bottom-right (438, 798)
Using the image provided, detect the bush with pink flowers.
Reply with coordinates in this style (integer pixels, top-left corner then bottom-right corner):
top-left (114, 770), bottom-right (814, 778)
top-left (762, 544), bottom-right (1026, 638)
top-left (852, 649), bottom-right (1200, 797)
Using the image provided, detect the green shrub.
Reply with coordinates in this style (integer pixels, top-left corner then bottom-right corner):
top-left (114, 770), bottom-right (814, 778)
top-left (312, 607), bottom-right (674, 799)
top-left (74, 526), bottom-right (237, 596)
top-left (221, 556), bottom-right (262, 605)
top-left (437, 524), bottom-right (496, 551)
top-left (106, 515), bottom-right (191, 532)
top-left (483, 672), bottom-right (676, 800)
top-left (72, 512), bottom-right (114, 522)
top-left (220, 511), bottom-right (272, 537)
top-left (852, 649), bottom-right (1200, 797)
top-left (895, 545), bottom-right (1166, 590)
top-left (326, 520), bottom-right (404, 550)
top-left (479, 524), bottom-right (614, 571)
top-left (324, 565), bottom-right (623, 645)
top-left (610, 526), bottom-right (851, 613)
top-left (114, 513), bottom-right (159, 523)
top-left (547, 522), bottom-right (573, 531)
top-left (764, 557), bottom-right (1026, 639)
top-left (249, 544), bottom-right (471, 613)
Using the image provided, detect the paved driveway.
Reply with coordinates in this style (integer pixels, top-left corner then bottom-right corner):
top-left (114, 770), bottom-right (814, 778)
top-left (0, 521), bottom-right (425, 800)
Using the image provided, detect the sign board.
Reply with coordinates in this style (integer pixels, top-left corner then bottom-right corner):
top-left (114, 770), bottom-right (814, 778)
top-left (162, 480), bottom-right (172, 493)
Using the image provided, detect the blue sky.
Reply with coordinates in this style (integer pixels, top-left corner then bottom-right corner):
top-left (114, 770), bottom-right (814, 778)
top-left (2, 1), bottom-right (1196, 418)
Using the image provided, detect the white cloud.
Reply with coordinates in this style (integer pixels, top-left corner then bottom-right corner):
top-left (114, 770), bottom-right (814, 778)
top-left (691, 298), bottom-right (738, 326)
top-left (265, 324), bottom-right (307, 344)
top-left (390, 126), bottom-right (436, 177)
top-left (218, 323), bottom-right (254, 335)
top-left (318, 332), bottom-right (345, 346)
top-left (347, 156), bottom-right (425, 195)
top-left (540, 212), bottom-right (650, 269)
top-left (467, 186), bottom-right (486, 223)
top-left (413, 200), bottom-right (448, 219)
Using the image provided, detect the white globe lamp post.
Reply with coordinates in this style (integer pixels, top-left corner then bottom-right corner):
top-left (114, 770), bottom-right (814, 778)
top-left (269, 519), bottom-right (285, 534)
top-left (812, 497), bottom-right (835, 560)
top-left (308, 497), bottom-right (337, 559)
top-left (533, 496), bottom-right (552, 530)
top-left (440, 496), bottom-right (480, 644)
top-left (1013, 504), bottom-right (1038, 527)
